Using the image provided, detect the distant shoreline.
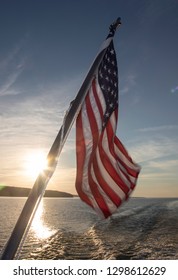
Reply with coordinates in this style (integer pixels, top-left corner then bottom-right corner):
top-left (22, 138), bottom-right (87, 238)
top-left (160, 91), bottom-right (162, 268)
top-left (0, 186), bottom-right (73, 198)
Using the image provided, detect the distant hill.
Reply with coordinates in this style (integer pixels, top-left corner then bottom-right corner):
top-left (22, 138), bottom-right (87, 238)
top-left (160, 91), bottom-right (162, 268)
top-left (0, 186), bottom-right (73, 198)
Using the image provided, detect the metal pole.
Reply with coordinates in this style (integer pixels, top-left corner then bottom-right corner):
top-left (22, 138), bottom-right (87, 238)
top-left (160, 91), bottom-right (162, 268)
top-left (1, 18), bottom-right (121, 260)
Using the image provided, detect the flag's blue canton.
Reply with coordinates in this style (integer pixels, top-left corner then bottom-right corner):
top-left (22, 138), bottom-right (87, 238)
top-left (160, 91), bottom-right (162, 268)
top-left (98, 41), bottom-right (118, 129)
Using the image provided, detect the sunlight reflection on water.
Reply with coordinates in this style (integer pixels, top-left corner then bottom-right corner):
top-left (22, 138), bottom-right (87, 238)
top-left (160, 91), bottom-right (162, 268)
top-left (31, 200), bottom-right (56, 240)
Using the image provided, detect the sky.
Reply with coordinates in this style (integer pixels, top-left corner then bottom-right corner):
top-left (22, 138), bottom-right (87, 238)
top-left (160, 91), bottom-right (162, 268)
top-left (0, 0), bottom-right (178, 197)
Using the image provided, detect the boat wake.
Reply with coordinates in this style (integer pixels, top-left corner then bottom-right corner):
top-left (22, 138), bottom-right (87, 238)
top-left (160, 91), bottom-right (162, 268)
top-left (24, 198), bottom-right (178, 260)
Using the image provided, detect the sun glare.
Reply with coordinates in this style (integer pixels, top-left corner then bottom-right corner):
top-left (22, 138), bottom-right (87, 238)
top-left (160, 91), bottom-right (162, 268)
top-left (24, 150), bottom-right (48, 179)
top-left (31, 200), bottom-right (56, 239)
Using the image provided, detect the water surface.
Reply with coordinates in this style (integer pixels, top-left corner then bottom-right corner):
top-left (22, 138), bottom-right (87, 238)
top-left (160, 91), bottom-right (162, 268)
top-left (0, 197), bottom-right (178, 259)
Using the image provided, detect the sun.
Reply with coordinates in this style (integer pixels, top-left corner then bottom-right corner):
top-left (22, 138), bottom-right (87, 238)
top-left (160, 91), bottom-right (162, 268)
top-left (24, 150), bottom-right (48, 179)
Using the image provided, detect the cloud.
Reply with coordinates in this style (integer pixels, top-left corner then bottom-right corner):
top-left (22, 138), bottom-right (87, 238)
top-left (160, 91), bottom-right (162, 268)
top-left (0, 44), bottom-right (22, 71)
top-left (147, 159), bottom-right (178, 172)
top-left (129, 137), bottom-right (178, 164)
top-left (137, 125), bottom-right (178, 133)
top-left (0, 69), bottom-right (23, 97)
top-left (120, 74), bottom-right (140, 106)
top-left (128, 135), bottom-right (178, 196)
top-left (0, 40), bottom-right (27, 97)
top-left (138, 158), bottom-right (178, 194)
top-left (120, 74), bottom-right (137, 96)
top-left (0, 73), bottom-right (82, 172)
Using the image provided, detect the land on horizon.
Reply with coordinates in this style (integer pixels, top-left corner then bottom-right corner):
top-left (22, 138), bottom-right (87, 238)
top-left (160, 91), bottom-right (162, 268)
top-left (0, 186), bottom-right (73, 198)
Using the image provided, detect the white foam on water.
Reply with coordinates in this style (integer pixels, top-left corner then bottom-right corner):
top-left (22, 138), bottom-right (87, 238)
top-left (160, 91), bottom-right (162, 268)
top-left (166, 199), bottom-right (178, 210)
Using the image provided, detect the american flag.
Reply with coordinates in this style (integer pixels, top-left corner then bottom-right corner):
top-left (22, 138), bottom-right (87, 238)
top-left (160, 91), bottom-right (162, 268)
top-left (75, 38), bottom-right (140, 218)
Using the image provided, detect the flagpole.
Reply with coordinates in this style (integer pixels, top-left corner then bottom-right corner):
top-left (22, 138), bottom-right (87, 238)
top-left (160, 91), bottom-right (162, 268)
top-left (1, 17), bottom-right (121, 260)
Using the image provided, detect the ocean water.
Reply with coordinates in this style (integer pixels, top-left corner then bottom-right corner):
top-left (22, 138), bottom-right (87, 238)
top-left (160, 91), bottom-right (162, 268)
top-left (0, 197), bottom-right (178, 260)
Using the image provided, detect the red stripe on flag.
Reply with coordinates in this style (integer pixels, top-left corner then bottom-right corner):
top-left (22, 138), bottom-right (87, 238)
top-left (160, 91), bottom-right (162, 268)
top-left (75, 108), bottom-right (93, 208)
top-left (98, 131), bottom-right (130, 194)
top-left (85, 91), bottom-right (111, 217)
top-left (114, 137), bottom-right (140, 178)
top-left (92, 154), bottom-right (122, 207)
top-left (106, 118), bottom-right (138, 185)
top-left (92, 79), bottom-right (104, 118)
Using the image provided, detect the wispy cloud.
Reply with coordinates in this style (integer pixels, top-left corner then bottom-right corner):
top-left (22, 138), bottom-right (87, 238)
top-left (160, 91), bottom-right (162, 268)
top-left (120, 74), bottom-right (140, 106)
top-left (137, 125), bottom-right (178, 133)
top-left (129, 137), bottom-right (178, 164)
top-left (0, 69), bottom-right (23, 97)
top-left (0, 44), bottom-right (22, 71)
top-left (138, 158), bottom-right (178, 194)
top-left (0, 74), bottom-right (81, 169)
top-left (147, 159), bottom-right (178, 172)
top-left (129, 135), bottom-right (178, 196)
top-left (120, 74), bottom-right (137, 96)
top-left (0, 40), bottom-right (26, 97)
top-left (140, 171), bottom-right (177, 180)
